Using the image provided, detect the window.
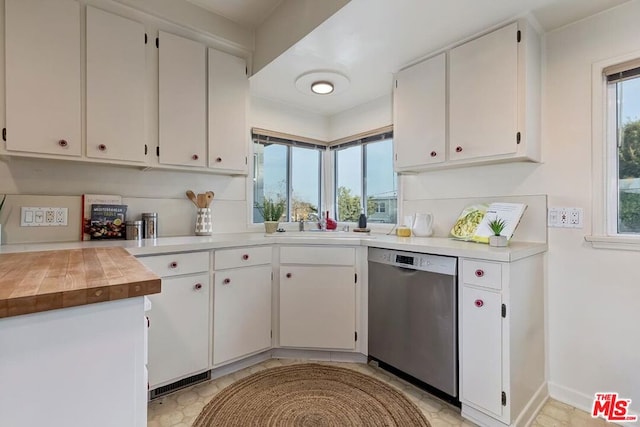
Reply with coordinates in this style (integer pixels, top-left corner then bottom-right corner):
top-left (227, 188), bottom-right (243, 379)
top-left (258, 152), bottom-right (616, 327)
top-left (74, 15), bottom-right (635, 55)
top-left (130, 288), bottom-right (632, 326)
top-left (606, 61), bottom-right (640, 234)
top-left (332, 132), bottom-right (397, 224)
top-left (253, 132), bottom-right (323, 223)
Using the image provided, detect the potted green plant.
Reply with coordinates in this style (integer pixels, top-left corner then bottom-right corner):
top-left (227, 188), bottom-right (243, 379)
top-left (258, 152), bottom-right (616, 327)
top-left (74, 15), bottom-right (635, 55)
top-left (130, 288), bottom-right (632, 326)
top-left (256, 197), bottom-right (286, 234)
top-left (488, 217), bottom-right (508, 247)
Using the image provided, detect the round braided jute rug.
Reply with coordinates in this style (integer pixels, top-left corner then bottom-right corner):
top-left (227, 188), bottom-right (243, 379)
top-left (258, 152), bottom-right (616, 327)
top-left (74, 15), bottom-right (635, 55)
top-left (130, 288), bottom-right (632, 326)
top-left (193, 363), bottom-right (431, 427)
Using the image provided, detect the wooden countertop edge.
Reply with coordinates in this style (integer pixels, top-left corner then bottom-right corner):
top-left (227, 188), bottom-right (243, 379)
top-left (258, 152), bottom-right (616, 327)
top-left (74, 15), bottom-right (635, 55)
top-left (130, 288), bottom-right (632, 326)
top-left (0, 277), bottom-right (161, 319)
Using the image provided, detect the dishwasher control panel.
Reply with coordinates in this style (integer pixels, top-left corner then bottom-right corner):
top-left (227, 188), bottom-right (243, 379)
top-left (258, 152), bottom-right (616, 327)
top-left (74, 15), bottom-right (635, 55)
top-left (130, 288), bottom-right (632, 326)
top-left (369, 248), bottom-right (457, 276)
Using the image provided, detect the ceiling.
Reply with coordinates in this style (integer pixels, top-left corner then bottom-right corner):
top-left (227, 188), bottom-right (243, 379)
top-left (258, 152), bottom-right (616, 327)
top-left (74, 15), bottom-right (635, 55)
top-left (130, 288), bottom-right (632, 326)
top-left (249, 0), bottom-right (631, 116)
top-left (184, 0), bottom-right (284, 28)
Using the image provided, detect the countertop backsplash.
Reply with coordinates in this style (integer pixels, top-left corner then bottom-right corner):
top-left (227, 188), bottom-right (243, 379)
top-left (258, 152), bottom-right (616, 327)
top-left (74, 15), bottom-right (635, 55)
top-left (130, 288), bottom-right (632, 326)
top-left (0, 194), bottom-right (247, 244)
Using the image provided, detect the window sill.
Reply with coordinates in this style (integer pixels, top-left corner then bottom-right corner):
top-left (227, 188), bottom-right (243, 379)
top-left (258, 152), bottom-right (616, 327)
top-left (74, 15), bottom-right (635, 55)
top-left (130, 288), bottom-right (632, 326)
top-left (584, 235), bottom-right (640, 251)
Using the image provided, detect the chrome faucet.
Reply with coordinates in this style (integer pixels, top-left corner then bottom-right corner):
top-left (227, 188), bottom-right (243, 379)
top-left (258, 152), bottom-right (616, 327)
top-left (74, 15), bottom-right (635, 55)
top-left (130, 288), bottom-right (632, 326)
top-left (299, 213), bottom-right (321, 231)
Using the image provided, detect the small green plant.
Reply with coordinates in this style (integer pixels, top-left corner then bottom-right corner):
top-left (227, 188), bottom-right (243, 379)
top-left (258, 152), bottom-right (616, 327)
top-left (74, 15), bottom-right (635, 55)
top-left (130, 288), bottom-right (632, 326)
top-left (255, 197), bottom-right (286, 222)
top-left (488, 217), bottom-right (507, 236)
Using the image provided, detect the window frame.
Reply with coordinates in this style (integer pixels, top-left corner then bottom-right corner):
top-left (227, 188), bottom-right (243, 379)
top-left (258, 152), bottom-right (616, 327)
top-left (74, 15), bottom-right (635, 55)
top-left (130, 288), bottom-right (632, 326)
top-left (587, 51), bottom-right (640, 250)
top-left (330, 131), bottom-right (397, 224)
top-left (251, 132), bottom-right (325, 224)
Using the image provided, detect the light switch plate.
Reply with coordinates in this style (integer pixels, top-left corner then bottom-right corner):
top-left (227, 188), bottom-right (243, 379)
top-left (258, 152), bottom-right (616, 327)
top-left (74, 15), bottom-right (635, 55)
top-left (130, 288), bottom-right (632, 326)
top-left (21, 207), bottom-right (68, 227)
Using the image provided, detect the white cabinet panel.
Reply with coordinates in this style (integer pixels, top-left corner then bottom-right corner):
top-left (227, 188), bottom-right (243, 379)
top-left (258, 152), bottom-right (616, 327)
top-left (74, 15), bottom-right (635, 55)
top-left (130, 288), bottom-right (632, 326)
top-left (461, 285), bottom-right (503, 417)
top-left (214, 246), bottom-right (271, 270)
top-left (279, 265), bottom-right (355, 350)
top-left (449, 23), bottom-right (518, 161)
top-left (147, 273), bottom-right (210, 387)
top-left (86, 6), bottom-right (146, 163)
top-left (394, 53), bottom-right (446, 169)
top-left (137, 251), bottom-right (209, 277)
top-left (213, 265), bottom-right (272, 365)
top-left (5, 0), bottom-right (81, 157)
top-left (158, 31), bottom-right (207, 167)
top-left (208, 48), bottom-right (248, 173)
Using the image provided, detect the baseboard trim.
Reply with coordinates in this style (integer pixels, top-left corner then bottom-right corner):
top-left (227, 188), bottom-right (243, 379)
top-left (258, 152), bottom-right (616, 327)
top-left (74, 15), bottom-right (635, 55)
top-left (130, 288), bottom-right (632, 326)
top-left (548, 382), bottom-right (594, 414)
top-left (513, 381), bottom-right (548, 427)
top-left (549, 382), bottom-right (640, 427)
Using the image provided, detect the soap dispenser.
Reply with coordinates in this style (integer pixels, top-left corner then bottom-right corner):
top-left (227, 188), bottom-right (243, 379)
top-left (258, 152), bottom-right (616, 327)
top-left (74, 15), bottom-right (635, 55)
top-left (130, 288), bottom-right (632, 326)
top-left (358, 208), bottom-right (367, 229)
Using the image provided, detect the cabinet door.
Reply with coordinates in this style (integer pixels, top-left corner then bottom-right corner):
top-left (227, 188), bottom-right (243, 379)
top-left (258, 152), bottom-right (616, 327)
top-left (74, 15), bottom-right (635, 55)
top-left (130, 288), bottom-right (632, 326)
top-left (86, 7), bottom-right (146, 163)
top-left (460, 285), bottom-right (503, 417)
top-left (158, 31), bottom-right (207, 167)
top-left (5, 0), bottom-right (81, 156)
top-left (208, 48), bottom-right (248, 173)
top-left (280, 266), bottom-right (356, 350)
top-left (213, 265), bottom-right (272, 365)
top-left (147, 273), bottom-right (210, 387)
top-left (449, 23), bottom-right (518, 161)
top-left (394, 53), bottom-right (446, 169)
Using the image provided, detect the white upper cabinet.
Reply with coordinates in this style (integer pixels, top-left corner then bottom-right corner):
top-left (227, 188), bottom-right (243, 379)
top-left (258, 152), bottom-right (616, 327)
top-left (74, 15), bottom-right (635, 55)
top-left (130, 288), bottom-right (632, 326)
top-left (392, 19), bottom-right (541, 172)
top-left (158, 31), bottom-right (207, 168)
top-left (449, 23), bottom-right (518, 161)
top-left (5, 0), bottom-right (81, 157)
top-left (208, 48), bottom-right (249, 174)
top-left (394, 53), bottom-right (446, 170)
top-left (86, 7), bottom-right (147, 163)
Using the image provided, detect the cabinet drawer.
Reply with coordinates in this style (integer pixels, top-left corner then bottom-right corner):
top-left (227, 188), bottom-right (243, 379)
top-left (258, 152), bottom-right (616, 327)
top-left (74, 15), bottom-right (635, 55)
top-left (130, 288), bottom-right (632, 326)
top-left (215, 246), bottom-right (271, 270)
top-left (138, 251), bottom-right (209, 277)
top-left (280, 246), bottom-right (356, 266)
top-left (461, 259), bottom-right (502, 290)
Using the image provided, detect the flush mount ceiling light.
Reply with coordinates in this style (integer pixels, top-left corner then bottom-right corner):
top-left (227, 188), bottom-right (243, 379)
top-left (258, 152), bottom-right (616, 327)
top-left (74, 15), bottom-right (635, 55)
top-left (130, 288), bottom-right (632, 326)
top-left (295, 71), bottom-right (349, 96)
top-left (311, 81), bottom-right (334, 95)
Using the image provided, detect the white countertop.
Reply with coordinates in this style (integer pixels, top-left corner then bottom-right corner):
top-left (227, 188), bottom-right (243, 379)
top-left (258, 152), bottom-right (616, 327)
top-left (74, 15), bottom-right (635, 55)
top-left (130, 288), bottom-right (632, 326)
top-left (0, 232), bottom-right (547, 262)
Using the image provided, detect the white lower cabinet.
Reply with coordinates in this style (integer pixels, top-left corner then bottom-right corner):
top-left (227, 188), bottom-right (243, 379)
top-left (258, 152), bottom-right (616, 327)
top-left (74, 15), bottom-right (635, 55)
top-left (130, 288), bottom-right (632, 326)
top-left (461, 286), bottom-right (503, 417)
top-left (279, 246), bottom-right (358, 350)
top-left (213, 265), bottom-right (272, 365)
top-left (147, 273), bottom-right (210, 387)
top-left (459, 255), bottom-right (545, 427)
top-left (138, 252), bottom-right (211, 389)
top-left (213, 246), bottom-right (273, 366)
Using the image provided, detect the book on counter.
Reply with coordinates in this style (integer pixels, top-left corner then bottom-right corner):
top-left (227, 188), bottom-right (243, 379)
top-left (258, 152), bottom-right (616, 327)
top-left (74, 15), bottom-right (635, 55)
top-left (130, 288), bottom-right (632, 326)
top-left (81, 194), bottom-right (122, 240)
top-left (88, 204), bottom-right (127, 240)
top-left (449, 202), bottom-right (527, 243)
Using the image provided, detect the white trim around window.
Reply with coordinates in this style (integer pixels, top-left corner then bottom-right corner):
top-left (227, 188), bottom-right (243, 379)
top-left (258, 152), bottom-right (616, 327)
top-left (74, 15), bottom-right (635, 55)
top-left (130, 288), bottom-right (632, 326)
top-left (587, 50), bottom-right (640, 250)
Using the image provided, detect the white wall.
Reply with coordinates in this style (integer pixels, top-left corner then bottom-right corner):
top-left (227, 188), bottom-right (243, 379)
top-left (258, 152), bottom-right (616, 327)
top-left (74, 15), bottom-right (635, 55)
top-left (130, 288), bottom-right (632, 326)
top-left (404, 2), bottom-right (640, 413)
top-left (328, 94), bottom-right (392, 141)
top-left (250, 96), bottom-right (329, 141)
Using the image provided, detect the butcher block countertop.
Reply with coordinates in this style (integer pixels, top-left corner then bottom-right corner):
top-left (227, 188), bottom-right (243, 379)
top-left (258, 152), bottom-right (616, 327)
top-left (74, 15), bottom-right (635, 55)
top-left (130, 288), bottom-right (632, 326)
top-left (0, 247), bottom-right (160, 319)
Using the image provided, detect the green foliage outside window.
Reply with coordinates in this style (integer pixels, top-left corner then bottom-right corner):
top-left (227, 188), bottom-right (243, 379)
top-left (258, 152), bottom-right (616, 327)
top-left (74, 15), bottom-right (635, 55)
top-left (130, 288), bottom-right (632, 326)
top-left (619, 119), bottom-right (640, 232)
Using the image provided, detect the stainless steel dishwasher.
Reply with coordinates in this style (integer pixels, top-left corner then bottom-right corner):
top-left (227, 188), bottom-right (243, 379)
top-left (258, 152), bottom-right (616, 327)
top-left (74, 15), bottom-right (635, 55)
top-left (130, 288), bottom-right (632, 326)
top-left (368, 248), bottom-right (458, 400)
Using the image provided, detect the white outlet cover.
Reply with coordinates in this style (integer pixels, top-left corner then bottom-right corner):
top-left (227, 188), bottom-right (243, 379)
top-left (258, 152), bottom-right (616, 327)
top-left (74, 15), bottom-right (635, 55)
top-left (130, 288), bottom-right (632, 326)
top-left (21, 207), bottom-right (68, 227)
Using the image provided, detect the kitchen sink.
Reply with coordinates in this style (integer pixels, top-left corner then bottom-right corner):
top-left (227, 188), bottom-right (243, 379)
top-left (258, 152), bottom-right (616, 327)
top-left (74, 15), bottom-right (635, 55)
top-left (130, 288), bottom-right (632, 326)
top-left (271, 231), bottom-right (366, 238)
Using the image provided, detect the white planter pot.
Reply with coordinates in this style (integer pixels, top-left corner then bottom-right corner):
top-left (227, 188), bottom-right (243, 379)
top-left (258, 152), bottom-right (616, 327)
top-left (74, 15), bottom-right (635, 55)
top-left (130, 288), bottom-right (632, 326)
top-left (489, 235), bottom-right (508, 247)
top-left (264, 221), bottom-right (279, 234)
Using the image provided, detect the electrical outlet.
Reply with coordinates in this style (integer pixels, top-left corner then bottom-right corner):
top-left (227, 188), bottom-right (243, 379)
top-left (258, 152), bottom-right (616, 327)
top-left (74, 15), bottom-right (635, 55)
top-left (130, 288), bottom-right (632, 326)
top-left (558, 208), bottom-right (569, 226)
top-left (548, 206), bottom-right (584, 228)
top-left (568, 207), bottom-right (584, 228)
top-left (21, 207), bottom-right (68, 227)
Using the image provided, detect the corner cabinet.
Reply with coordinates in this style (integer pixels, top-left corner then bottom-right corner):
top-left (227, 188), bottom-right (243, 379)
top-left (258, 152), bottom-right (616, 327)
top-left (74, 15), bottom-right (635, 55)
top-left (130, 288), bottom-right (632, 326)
top-left (5, 0), bottom-right (81, 157)
top-left (208, 49), bottom-right (249, 174)
top-left (279, 246), bottom-right (358, 350)
top-left (394, 52), bottom-right (446, 170)
top-left (393, 18), bottom-right (541, 172)
top-left (459, 255), bottom-right (546, 427)
top-left (137, 251), bottom-right (211, 389)
top-left (213, 246), bottom-right (272, 366)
